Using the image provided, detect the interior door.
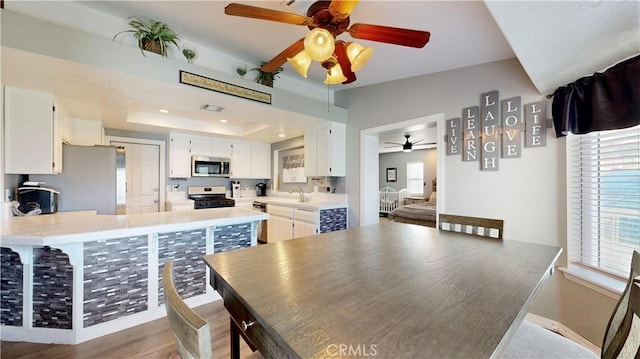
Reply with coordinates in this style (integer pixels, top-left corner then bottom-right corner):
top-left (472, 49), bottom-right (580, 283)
top-left (112, 141), bottom-right (160, 214)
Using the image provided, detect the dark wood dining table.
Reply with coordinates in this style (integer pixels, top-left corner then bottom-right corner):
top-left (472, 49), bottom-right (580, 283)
top-left (203, 222), bottom-right (561, 359)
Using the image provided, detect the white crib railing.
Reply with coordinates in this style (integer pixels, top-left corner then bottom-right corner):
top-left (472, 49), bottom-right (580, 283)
top-left (379, 187), bottom-right (399, 214)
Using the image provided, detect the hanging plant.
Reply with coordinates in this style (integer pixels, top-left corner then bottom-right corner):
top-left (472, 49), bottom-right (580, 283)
top-left (182, 48), bottom-right (197, 63)
top-left (236, 65), bottom-right (248, 78)
top-left (250, 61), bottom-right (283, 87)
top-left (113, 16), bottom-right (180, 58)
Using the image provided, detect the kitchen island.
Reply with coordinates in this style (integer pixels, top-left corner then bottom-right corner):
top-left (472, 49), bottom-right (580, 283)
top-left (0, 208), bottom-right (268, 344)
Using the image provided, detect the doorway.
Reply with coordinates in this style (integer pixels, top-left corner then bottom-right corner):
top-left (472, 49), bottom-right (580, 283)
top-left (106, 136), bottom-right (166, 214)
top-left (359, 113), bottom-right (445, 226)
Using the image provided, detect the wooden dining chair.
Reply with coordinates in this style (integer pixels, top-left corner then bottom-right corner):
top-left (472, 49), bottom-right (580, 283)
top-left (163, 261), bottom-right (213, 359)
top-left (438, 213), bottom-right (504, 239)
top-left (503, 250), bottom-right (640, 359)
top-left (601, 250), bottom-right (640, 358)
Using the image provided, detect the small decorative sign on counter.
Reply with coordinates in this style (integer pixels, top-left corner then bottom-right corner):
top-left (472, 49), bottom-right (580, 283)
top-left (179, 70), bottom-right (271, 104)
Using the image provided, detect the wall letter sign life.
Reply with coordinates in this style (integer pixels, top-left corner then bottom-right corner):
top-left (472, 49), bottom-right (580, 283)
top-left (481, 91), bottom-right (500, 171)
top-left (525, 101), bottom-right (547, 147)
top-left (446, 118), bottom-right (461, 155)
top-left (462, 106), bottom-right (480, 161)
top-left (501, 97), bottom-right (522, 158)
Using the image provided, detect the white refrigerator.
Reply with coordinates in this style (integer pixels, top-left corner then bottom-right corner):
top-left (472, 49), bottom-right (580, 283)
top-left (31, 144), bottom-right (126, 215)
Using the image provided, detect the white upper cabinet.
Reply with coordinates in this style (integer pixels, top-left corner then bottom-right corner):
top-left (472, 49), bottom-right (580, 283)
top-left (168, 133), bottom-right (266, 179)
top-left (231, 142), bottom-right (270, 179)
top-left (68, 118), bottom-right (104, 146)
top-left (4, 86), bottom-right (63, 174)
top-left (305, 121), bottom-right (346, 177)
top-left (230, 142), bottom-right (252, 179)
top-left (187, 135), bottom-right (232, 158)
top-left (251, 143), bottom-right (271, 178)
top-left (168, 133), bottom-right (192, 178)
top-left (189, 137), bottom-right (212, 157)
top-left (211, 139), bottom-right (232, 158)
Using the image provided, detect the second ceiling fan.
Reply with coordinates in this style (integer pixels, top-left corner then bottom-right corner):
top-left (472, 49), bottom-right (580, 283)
top-left (385, 134), bottom-right (434, 153)
top-left (224, 0), bottom-right (431, 85)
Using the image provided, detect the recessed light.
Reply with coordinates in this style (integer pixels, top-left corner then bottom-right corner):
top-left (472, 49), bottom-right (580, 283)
top-left (159, 109), bottom-right (170, 114)
top-left (220, 119), bottom-right (228, 123)
top-left (201, 103), bottom-right (225, 112)
top-left (278, 133), bottom-right (286, 138)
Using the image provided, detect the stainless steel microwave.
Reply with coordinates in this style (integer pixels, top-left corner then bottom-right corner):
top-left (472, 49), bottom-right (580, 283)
top-left (192, 156), bottom-right (231, 177)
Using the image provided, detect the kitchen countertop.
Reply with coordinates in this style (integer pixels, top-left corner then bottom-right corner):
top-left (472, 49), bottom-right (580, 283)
top-left (0, 207), bottom-right (268, 246)
top-left (233, 193), bottom-right (348, 210)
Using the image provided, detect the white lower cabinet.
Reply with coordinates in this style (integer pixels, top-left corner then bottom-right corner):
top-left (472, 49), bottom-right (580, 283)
top-left (267, 205), bottom-right (293, 242)
top-left (293, 208), bottom-right (318, 238)
top-left (267, 205), bottom-right (318, 242)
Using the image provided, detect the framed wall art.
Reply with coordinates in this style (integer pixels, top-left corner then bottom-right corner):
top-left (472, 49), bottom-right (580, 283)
top-left (386, 168), bottom-right (397, 182)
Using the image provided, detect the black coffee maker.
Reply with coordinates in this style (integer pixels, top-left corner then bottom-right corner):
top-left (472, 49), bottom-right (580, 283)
top-left (256, 183), bottom-right (267, 196)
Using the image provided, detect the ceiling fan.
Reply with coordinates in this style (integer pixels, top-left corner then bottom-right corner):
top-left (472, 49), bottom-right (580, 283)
top-left (224, 0), bottom-right (431, 85)
top-left (385, 134), bottom-right (434, 153)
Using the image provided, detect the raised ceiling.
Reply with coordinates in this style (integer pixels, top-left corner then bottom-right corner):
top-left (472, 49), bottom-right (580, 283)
top-left (2, 1), bottom-right (638, 146)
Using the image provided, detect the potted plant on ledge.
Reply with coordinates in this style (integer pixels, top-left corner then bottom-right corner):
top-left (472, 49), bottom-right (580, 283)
top-left (113, 16), bottom-right (180, 57)
top-left (251, 61), bottom-right (283, 87)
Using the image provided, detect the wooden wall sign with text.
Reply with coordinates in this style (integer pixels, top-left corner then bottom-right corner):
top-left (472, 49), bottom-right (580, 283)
top-left (446, 90), bottom-right (549, 171)
top-left (481, 91), bottom-right (500, 171)
top-left (502, 97), bottom-right (522, 158)
top-left (462, 106), bottom-right (480, 162)
top-left (446, 118), bottom-right (461, 155)
top-left (525, 101), bottom-right (547, 147)
top-left (179, 70), bottom-right (271, 104)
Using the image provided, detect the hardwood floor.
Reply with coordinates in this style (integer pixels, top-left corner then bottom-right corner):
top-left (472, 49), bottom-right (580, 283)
top-left (1, 299), bottom-right (263, 359)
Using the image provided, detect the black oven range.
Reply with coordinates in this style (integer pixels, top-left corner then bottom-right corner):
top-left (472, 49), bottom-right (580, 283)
top-left (187, 186), bottom-right (235, 209)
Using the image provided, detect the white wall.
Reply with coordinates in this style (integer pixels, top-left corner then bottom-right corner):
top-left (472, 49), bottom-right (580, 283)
top-left (335, 58), bottom-right (616, 345)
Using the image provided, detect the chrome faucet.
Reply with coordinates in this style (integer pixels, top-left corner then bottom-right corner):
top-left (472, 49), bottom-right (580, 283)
top-left (290, 186), bottom-right (305, 202)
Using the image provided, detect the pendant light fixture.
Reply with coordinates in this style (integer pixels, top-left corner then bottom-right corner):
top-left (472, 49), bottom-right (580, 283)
top-left (346, 42), bottom-right (374, 72)
top-left (287, 50), bottom-right (312, 78)
top-left (324, 63), bottom-right (347, 84)
top-left (304, 28), bottom-right (335, 62)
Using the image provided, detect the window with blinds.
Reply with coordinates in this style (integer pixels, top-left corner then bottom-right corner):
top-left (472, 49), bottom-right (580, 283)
top-left (567, 125), bottom-right (640, 277)
top-left (406, 162), bottom-right (424, 195)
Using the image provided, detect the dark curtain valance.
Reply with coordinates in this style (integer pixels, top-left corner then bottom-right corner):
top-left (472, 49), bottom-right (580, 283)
top-left (552, 54), bottom-right (640, 137)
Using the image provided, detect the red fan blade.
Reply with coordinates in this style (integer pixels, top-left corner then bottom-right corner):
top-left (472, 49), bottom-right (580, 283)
top-left (329, 0), bottom-right (360, 19)
top-left (348, 23), bottom-right (430, 48)
top-left (334, 41), bottom-right (356, 84)
top-left (225, 3), bottom-right (313, 26)
top-left (261, 39), bottom-right (305, 73)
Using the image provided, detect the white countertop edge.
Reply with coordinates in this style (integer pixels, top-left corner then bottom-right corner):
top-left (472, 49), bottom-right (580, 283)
top-left (250, 198), bottom-right (348, 210)
top-left (1, 209), bottom-right (268, 246)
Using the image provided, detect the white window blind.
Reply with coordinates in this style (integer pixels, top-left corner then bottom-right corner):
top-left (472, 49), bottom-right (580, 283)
top-left (567, 125), bottom-right (640, 277)
top-left (406, 162), bottom-right (424, 195)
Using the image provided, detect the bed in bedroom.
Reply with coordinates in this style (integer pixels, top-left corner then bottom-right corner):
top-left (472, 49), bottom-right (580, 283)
top-left (387, 178), bottom-right (437, 228)
top-left (388, 201), bottom-right (437, 227)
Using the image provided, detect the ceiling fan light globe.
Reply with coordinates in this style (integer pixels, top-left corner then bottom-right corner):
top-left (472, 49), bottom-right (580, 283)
top-left (324, 63), bottom-right (348, 84)
top-left (287, 50), bottom-right (312, 78)
top-left (304, 28), bottom-right (335, 62)
top-left (346, 42), bottom-right (373, 72)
